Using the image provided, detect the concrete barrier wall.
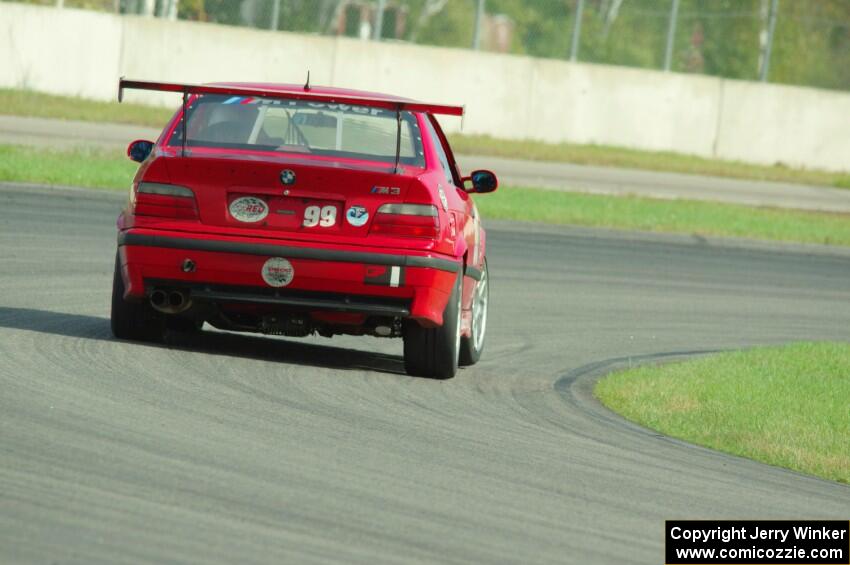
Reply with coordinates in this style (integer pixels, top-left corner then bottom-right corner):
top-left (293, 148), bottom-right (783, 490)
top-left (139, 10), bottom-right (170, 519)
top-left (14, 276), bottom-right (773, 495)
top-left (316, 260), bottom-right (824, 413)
top-left (1, 3), bottom-right (847, 172)
top-left (715, 80), bottom-right (850, 172)
top-left (0, 4), bottom-right (122, 99)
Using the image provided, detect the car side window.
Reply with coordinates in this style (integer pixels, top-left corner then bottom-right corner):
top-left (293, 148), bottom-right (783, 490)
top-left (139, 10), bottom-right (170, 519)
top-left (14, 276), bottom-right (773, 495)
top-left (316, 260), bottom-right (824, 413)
top-left (423, 117), bottom-right (457, 187)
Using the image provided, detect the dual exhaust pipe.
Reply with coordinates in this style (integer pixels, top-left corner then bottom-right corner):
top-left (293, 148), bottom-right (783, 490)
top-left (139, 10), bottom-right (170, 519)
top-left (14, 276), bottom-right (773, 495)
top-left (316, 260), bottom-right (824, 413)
top-left (150, 289), bottom-right (191, 314)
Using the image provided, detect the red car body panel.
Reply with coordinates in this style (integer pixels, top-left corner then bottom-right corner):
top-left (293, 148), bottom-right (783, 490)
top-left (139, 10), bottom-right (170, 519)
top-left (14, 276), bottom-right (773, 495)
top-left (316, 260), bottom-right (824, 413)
top-left (116, 81), bottom-right (487, 337)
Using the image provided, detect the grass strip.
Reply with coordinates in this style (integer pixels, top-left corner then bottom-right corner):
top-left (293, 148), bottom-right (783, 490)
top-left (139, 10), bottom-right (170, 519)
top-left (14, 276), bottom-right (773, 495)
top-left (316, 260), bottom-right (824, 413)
top-left (594, 343), bottom-right (850, 484)
top-left (451, 134), bottom-right (850, 190)
top-left (0, 144), bottom-right (136, 190)
top-left (477, 186), bottom-right (850, 246)
top-left (0, 88), bottom-right (173, 129)
top-left (1, 144), bottom-right (849, 247)
top-left (2, 88), bottom-right (848, 189)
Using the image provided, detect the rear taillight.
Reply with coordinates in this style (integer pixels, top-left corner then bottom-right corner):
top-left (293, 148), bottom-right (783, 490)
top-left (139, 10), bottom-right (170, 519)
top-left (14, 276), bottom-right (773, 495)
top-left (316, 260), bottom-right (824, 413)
top-left (132, 182), bottom-right (198, 220)
top-left (370, 204), bottom-right (440, 238)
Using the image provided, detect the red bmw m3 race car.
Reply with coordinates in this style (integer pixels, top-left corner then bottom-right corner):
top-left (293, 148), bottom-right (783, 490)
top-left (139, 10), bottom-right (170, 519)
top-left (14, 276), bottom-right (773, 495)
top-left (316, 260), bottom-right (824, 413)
top-left (111, 79), bottom-right (496, 379)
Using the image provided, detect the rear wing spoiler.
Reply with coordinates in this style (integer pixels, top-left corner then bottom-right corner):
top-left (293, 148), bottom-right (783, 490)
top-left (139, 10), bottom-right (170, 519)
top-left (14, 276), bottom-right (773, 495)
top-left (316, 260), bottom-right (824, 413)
top-left (118, 77), bottom-right (462, 171)
top-left (118, 78), bottom-right (465, 116)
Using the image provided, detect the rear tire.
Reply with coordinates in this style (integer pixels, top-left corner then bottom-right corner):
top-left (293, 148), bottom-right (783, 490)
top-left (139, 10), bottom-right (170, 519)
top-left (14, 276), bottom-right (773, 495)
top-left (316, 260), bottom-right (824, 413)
top-left (110, 254), bottom-right (164, 342)
top-left (403, 274), bottom-right (462, 379)
top-left (460, 259), bottom-right (488, 366)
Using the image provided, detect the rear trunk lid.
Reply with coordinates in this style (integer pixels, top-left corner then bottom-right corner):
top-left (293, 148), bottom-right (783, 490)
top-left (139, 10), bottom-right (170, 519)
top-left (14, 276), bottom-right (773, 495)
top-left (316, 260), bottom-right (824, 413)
top-left (163, 153), bottom-right (417, 242)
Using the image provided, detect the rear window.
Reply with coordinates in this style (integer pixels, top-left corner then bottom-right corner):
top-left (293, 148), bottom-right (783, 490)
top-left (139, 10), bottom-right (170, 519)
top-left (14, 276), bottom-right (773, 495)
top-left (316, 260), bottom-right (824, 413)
top-left (169, 95), bottom-right (425, 167)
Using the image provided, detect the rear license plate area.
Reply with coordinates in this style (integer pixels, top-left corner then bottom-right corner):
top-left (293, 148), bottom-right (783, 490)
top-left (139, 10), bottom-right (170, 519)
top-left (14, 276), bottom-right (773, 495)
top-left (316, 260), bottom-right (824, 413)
top-left (269, 197), bottom-right (341, 231)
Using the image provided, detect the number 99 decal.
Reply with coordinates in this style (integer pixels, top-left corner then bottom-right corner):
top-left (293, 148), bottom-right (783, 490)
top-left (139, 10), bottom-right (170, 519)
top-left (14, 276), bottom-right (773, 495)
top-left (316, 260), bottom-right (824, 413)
top-left (303, 205), bottom-right (337, 228)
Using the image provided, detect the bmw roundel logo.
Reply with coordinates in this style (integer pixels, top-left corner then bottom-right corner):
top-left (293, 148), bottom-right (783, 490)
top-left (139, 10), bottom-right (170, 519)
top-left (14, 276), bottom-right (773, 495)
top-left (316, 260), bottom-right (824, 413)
top-left (280, 169), bottom-right (296, 186)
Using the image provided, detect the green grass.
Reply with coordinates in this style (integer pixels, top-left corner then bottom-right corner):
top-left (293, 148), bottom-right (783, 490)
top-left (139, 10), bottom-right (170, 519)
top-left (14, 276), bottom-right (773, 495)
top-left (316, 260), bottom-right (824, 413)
top-left (595, 343), bottom-right (850, 484)
top-left (0, 88), bottom-right (173, 128)
top-left (450, 134), bottom-right (850, 190)
top-left (478, 186), bottom-right (850, 246)
top-left (1, 144), bottom-right (849, 247)
top-left (2, 88), bottom-right (848, 189)
top-left (0, 145), bottom-right (136, 190)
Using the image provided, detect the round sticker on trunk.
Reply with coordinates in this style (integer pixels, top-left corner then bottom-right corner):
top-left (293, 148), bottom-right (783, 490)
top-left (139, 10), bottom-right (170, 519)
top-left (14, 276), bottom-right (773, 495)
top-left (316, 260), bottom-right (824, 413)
top-left (261, 257), bottom-right (294, 287)
top-left (346, 205), bottom-right (369, 227)
top-left (229, 196), bottom-right (269, 223)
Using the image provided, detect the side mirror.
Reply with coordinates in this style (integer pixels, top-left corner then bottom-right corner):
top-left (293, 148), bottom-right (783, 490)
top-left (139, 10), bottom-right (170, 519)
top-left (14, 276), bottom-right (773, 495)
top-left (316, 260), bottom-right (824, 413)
top-left (127, 139), bottom-right (154, 163)
top-left (463, 169), bottom-right (498, 194)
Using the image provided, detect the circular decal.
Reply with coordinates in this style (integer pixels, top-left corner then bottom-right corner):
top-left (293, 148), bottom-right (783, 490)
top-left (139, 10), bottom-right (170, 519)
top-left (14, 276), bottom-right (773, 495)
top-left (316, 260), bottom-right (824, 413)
top-left (261, 257), bottom-right (294, 288)
top-left (345, 205), bottom-right (369, 227)
top-left (280, 169), bottom-right (296, 186)
top-left (229, 196), bottom-right (269, 223)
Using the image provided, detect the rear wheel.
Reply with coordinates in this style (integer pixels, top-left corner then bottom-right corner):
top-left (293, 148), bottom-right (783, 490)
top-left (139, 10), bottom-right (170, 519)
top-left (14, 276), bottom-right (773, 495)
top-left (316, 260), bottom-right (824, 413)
top-left (110, 254), bottom-right (164, 342)
top-left (403, 274), bottom-right (462, 379)
top-left (460, 259), bottom-right (488, 366)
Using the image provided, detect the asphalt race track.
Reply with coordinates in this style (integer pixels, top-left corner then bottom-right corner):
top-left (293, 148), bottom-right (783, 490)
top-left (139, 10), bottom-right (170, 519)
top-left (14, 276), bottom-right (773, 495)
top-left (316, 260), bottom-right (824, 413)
top-left (1, 183), bottom-right (849, 564)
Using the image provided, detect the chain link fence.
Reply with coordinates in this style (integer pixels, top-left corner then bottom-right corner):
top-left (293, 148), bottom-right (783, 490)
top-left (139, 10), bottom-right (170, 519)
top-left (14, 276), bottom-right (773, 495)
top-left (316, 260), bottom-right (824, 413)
top-left (6, 0), bottom-right (850, 91)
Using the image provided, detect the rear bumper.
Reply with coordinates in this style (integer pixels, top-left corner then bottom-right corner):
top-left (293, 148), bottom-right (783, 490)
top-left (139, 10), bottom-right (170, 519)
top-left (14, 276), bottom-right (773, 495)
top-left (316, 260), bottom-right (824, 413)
top-left (146, 279), bottom-right (413, 318)
top-left (117, 228), bottom-right (460, 325)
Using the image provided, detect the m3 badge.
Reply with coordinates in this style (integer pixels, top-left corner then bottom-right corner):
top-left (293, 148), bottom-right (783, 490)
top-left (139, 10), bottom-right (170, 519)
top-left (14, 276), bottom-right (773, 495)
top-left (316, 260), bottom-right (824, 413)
top-left (371, 186), bottom-right (400, 195)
